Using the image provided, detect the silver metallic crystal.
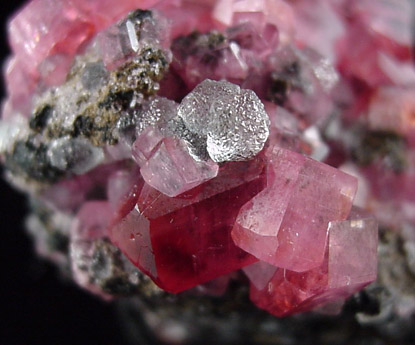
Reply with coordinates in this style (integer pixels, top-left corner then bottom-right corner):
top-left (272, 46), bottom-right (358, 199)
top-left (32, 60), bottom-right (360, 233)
top-left (178, 80), bottom-right (240, 136)
top-left (178, 79), bottom-right (270, 162)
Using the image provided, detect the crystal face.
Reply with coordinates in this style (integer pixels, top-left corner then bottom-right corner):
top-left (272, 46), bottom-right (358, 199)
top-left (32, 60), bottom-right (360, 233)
top-left (248, 209), bottom-right (378, 317)
top-left (11, 0), bottom-right (415, 324)
top-left (178, 79), bottom-right (270, 162)
top-left (110, 160), bottom-right (264, 293)
top-left (232, 146), bottom-right (357, 272)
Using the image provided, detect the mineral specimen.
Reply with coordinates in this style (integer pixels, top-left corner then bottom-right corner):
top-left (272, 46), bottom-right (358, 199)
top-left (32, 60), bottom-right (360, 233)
top-left (3, 0), bottom-right (415, 344)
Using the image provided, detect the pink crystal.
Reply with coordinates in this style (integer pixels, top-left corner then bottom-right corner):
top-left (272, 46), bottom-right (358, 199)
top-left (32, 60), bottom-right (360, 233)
top-left (132, 126), bottom-right (165, 166)
top-left (70, 201), bottom-right (112, 298)
top-left (243, 261), bottom-right (277, 291)
top-left (292, 0), bottom-right (344, 62)
top-left (95, 24), bottom-right (131, 71)
top-left (72, 201), bottom-right (111, 241)
top-left (107, 167), bottom-right (141, 211)
top-left (363, 154), bottom-right (415, 204)
top-left (1, 0), bottom-right (388, 319)
top-left (232, 146), bottom-right (357, 272)
top-left (171, 15), bottom-right (278, 89)
top-left (267, 46), bottom-right (337, 126)
top-left (4, 57), bottom-right (35, 116)
top-left (132, 124), bottom-right (219, 198)
top-left (336, 22), bottom-right (393, 87)
top-left (248, 209), bottom-right (378, 316)
top-left (96, 7), bottom-right (169, 70)
top-left (213, 0), bottom-right (295, 39)
top-left (41, 162), bottom-right (127, 212)
top-left (353, 0), bottom-right (413, 49)
top-left (326, 208), bottom-right (378, 293)
top-left (41, 175), bottom-right (94, 212)
top-left (367, 86), bottom-right (415, 143)
top-left (71, 0), bottom-right (158, 29)
top-left (157, 0), bottom-right (217, 39)
top-left (110, 160), bottom-right (265, 293)
top-left (9, 0), bottom-right (94, 77)
top-left (139, 136), bottom-right (219, 197)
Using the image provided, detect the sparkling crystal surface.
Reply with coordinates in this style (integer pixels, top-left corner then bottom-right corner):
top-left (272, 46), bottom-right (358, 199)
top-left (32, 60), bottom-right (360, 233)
top-left (178, 79), bottom-right (270, 162)
top-left (1, 0), bottom-right (395, 323)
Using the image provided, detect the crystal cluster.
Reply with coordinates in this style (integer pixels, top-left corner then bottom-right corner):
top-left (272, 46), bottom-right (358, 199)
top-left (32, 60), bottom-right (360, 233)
top-left (4, 0), bottom-right (415, 325)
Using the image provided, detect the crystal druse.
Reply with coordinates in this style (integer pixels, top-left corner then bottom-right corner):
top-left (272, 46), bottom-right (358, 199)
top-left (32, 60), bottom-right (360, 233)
top-left (1, 0), bottom-right (415, 343)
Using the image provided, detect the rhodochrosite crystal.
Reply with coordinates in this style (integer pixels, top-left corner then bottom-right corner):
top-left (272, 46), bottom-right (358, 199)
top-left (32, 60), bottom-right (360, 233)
top-left (9, 0), bottom-right (415, 339)
top-left (246, 209), bottom-right (378, 317)
top-left (110, 159), bottom-right (264, 292)
top-left (232, 146), bottom-right (357, 272)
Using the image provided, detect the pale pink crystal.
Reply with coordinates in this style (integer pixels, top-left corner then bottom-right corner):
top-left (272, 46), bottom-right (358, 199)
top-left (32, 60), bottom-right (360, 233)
top-left (265, 102), bottom-right (303, 152)
top-left (95, 24), bottom-right (132, 71)
top-left (292, 0), bottom-right (344, 62)
top-left (268, 46), bottom-right (337, 126)
top-left (72, 201), bottom-right (111, 241)
top-left (139, 136), bottom-right (219, 197)
top-left (41, 175), bottom-right (94, 212)
top-left (367, 86), bottom-right (415, 143)
top-left (363, 154), bottom-right (415, 204)
top-left (353, 0), bottom-right (413, 48)
top-left (1, 0), bottom-right (387, 316)
top-left (377, 53), bottom-right (415, 86)
top-left (41, 162), bottom-right (127, 212)
top-left (131, 126), bottom-right (164, 166)
top-left (96, 7), bottom-right (170, 70)
top-left (327, 208), bottom-right (378, 293)
top-left (71, 0), bottom-right (160, 29)
top-left (157, 0), bottom-right (217, 39)
top-left (4, 57), bottom-right (35, 116)
top-left (107, 167), bottom-right (141, 211)
top-left (232, 146), bottom-right (357, 272)
top-left (243, 261), bottom-right (277, 291)
top-left (213, 0), bottom-right (295, 41)
top-left (336, 0), bottom-right (413, 90)
top-left (171, 16), bottom-right (278, 89)
top-left (248, 209), bottom-right (378, 316)
top-left (70, 201), bottom-right (112, 298)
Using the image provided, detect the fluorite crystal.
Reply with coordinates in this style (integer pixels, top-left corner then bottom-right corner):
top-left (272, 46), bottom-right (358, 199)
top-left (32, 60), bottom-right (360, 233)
top-left (9, 0), bottom-right (415, 327)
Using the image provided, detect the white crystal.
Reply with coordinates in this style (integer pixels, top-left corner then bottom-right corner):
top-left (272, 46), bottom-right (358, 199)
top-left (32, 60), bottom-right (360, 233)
top-left (0, 115), bottom-right (29, 153)
top-left (126, 20), bottom-right (140, 52)
top-left (136, 96), bottom-right (179, 134)
top-left (303, 126), bottom-right (329, 161)
top-left (47, 137), bottom-right (104, 175)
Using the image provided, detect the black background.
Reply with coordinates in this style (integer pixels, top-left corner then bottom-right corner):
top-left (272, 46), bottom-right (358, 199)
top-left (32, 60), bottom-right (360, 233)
top-left (0, 2), bottom-right (128, 344)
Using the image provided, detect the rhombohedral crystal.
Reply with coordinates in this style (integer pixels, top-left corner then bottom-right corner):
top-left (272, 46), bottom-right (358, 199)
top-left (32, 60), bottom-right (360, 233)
top-left (4, 1), bottom-right (415, 337)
